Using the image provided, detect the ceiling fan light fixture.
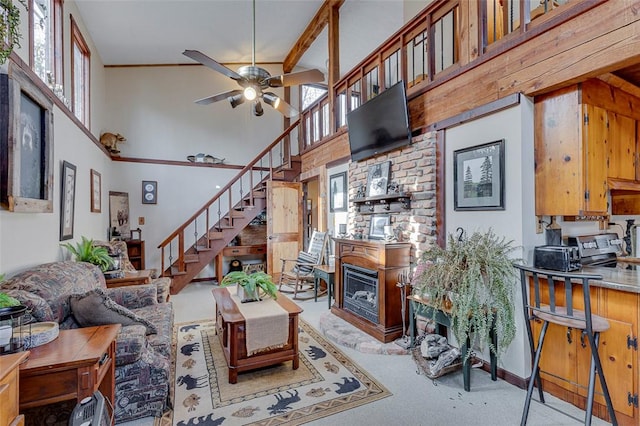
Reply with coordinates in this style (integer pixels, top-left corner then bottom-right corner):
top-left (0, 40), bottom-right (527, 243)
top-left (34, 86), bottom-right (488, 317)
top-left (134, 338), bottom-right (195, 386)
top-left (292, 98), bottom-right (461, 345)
top-left (253, 101), bottom-right (264, 117)
top-left (229, 94), bottom-right (245, 108)
top-left (263, 92), bottom-right (280, 109)
top-left (244, 86), bottom-right (257, 101)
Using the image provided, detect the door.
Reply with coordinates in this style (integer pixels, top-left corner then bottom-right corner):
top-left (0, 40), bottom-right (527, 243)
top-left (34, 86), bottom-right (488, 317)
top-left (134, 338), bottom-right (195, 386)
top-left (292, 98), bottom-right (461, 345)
top-left (266, 181), bottom-right (303, 280)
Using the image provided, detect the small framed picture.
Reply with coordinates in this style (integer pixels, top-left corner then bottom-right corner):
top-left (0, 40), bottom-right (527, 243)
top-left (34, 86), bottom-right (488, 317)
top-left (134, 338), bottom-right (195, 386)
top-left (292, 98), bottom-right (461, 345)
top-left (142, 180), bottom-right (157, 204)
top-left (454, 140), bottom-right (505, 211)
top-left (366, 161), bottom-right (391, 197)
top-left (90, 169), bottom-right (101, 213)
top-left (368, 214), bottom-right (390, 240)
top-left (329, 172), bottom-right (347, 212)
top-left (60, 161), bottom-right (77, 241)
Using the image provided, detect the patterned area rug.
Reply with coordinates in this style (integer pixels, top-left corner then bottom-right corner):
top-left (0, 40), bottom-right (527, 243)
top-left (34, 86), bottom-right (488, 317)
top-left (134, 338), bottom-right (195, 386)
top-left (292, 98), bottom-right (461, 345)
top-left (172, 319), bottom-right (391, 425)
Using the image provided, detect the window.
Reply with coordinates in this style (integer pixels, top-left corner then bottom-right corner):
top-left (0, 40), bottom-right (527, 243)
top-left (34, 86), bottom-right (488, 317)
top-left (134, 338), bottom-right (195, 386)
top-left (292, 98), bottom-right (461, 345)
top-left (30, 0), bottom-right (61, 84)
top-left (484, 0), bottom-right (572, 46)
top-left (70, 15), bottom-right (90, 126)
top-left (301, 84), bottom-right (327, 111)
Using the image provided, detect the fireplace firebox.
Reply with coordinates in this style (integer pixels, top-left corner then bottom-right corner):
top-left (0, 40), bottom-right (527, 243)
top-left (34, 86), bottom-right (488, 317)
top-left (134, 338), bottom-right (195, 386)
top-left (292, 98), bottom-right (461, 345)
top-left (332, 238), bottom-right (411, 343)
top-left (343, 264), bottom-right (379, 324)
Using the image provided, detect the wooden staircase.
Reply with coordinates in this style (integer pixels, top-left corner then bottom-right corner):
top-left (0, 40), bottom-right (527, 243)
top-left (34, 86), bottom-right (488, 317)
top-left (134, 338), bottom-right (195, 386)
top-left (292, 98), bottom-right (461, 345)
top-left (158, 120), bottom-right (302, 294)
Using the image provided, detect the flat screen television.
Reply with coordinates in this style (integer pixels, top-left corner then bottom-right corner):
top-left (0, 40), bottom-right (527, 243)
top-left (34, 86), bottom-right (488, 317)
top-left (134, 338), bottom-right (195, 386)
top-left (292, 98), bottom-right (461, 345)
top-left (346, 81), bottom-right (412, 162)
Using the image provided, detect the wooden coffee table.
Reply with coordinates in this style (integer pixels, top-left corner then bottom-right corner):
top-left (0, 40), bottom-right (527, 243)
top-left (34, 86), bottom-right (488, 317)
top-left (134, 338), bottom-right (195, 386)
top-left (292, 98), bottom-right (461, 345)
top-left (212, 287), bottom-right (302, 384)
top-left (105, 270), bottom-right (152, 288)
top-left (19, 324), bottom-right (120, 422)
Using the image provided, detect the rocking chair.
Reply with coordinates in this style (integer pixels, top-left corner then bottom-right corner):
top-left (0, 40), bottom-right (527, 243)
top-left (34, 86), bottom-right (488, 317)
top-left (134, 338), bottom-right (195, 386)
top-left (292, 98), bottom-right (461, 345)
top-left (278, 230), bottom-right (329, 300)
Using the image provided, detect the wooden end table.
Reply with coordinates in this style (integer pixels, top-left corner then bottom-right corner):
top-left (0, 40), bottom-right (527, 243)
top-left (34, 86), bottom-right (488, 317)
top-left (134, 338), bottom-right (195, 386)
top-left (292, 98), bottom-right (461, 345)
top-left (212, 287), bottom-right (302, 384)
top-left (313, 264), bottom-right (335, 308)
top-left (105, 270), bottom-right (152, 288)
top-left (19, 324), bottom-right (121, 424)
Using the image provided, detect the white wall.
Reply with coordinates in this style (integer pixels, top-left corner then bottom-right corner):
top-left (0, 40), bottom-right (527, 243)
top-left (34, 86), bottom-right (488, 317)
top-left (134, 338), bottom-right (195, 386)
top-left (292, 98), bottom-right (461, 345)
top-left (444, 98), bottom-right (542, 378)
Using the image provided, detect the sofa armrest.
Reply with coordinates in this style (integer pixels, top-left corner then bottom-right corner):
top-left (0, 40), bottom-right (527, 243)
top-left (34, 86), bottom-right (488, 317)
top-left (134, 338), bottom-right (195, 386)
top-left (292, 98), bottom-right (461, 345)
top-left (115, 324), bottom-right (147, 366)
top-left (151, 277), bottom-right (172, 303)
top-left (106, 284), bottom-right (158, 309)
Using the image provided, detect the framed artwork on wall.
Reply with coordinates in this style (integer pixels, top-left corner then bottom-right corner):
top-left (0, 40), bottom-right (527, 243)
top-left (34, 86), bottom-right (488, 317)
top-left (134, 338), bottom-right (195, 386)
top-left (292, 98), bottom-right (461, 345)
top-left (0, 62), bottom-right (55, 213)
top-left (368, 214), bottom-right (390, 240)
top-left (329, 172), bottom-right (347, 212)
top-left (59, 161), bottom-right (76, 241)
top-left (90, 169), bottom-right (101, 213)
top-left (366, 161), bottom-right (391, 197)
top-left (453, 139), bottom-right (505, 211)
top-left (142, 180), bottom-right (157, 204)
top-left (109, 191), bottom-right (130, 239)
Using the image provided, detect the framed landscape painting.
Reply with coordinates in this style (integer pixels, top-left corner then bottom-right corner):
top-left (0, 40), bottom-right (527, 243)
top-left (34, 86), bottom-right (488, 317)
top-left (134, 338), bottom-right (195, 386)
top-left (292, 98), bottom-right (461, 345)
top-left (453, 140), bottom-right (505, 211)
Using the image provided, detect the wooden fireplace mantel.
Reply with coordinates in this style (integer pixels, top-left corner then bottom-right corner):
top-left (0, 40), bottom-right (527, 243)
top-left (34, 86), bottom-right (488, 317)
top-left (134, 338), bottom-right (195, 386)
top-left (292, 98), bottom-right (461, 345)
top-left (331, 238), bottom-right (411, 343)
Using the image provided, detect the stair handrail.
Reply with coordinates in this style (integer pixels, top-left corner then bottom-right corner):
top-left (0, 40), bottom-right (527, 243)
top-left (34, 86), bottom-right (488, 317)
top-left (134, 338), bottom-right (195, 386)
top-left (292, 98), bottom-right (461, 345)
top-left (157, 118), bottom-right (301, 249)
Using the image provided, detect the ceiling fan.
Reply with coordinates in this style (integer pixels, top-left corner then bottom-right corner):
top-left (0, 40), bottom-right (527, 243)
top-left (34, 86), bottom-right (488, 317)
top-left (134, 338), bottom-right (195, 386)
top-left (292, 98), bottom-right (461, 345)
top-left (183, 0), bottom-right (324, 118)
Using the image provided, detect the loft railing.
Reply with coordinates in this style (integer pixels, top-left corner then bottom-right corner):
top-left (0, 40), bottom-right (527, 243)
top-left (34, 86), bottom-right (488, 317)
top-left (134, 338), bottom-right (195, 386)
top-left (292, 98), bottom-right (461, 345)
top-left (157, 119), bottom-right (301, 276)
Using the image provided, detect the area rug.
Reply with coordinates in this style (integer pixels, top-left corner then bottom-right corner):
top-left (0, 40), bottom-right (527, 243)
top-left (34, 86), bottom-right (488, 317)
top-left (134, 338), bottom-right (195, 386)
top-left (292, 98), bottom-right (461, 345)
top-left (172, 319), bottom-right (391, 425)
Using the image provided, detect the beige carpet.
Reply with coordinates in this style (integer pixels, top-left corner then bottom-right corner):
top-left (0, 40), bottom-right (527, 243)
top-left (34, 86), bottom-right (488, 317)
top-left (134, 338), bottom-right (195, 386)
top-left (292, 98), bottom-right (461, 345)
top-left (172, 319), bottom-right (391, 425)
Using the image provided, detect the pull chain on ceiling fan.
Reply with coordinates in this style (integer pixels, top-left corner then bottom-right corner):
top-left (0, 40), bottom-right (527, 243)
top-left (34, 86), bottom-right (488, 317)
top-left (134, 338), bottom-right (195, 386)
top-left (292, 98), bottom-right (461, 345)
top-left (183, 0), bottom-right (324, 117)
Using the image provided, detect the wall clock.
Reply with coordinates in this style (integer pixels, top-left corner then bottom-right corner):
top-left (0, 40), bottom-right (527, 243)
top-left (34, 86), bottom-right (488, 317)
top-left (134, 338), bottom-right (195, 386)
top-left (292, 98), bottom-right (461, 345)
top-left (142, 180), bottom-right (157, 204)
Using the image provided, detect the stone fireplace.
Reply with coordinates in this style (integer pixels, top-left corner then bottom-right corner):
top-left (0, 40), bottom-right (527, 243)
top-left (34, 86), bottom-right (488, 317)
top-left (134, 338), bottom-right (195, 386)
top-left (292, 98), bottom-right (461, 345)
top-left (332, 238), bottom-right (411, 343)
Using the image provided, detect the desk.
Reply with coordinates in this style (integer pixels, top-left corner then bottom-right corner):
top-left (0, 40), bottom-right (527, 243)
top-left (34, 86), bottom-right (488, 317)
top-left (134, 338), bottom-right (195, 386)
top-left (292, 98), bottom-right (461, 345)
top-left (212, 288), bottom-right (302, 384)
top-left (105, 270), bottom-right (152, 288)
top-left (19, 324), bottom-right (120, 423)
top-left (313, 265), bottom-right (335, 308)
top-left (409, 294), bottom-right (497, 391)
top-left (215, 245), bottom-right (266, 281)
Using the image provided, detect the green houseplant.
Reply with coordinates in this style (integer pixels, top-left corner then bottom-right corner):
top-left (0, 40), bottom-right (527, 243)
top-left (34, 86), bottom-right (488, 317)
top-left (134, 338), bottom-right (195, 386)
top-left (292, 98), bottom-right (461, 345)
top-left (220, 270), bottom-right (278, 302)
top-left (61, 236), bottom-right (115, 272)
top-left (0, 273), bottom-right (22, 308)
top-left (412, 228), bottom-right (519, 360)
top-left (0, 0), bottom-right (27, 64)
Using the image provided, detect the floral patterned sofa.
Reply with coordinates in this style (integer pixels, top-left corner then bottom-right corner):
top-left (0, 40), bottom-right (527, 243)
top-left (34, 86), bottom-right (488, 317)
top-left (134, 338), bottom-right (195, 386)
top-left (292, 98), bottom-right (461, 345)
top-left (0, 261), bottom-right (174, 423)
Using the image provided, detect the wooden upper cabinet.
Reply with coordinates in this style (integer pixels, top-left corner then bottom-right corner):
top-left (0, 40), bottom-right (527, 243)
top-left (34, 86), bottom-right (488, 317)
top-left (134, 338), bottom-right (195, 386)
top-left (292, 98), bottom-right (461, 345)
top-left (535, 85), bottom-right (608, 216)
top-left (607, 111), bottom-right (637, 181)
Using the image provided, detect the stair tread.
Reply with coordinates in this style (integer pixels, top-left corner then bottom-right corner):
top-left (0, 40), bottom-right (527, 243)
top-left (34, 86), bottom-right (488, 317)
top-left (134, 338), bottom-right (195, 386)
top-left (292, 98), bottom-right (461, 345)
top-left (184, 254), bottom-right (199, 263)
top-left (196, 245), bottom-right (212, 252)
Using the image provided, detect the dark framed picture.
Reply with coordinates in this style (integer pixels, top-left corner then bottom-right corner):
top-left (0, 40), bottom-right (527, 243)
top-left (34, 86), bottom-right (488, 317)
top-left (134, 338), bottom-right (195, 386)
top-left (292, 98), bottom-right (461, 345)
top-left (0, 61), bottom-right (55, 213)
top-left (59, 161), bottom-right (76, 241)
top-left (454, 139), bottom-right (505, 211)
top-left (366, 161), bottom-right (391, 197)
top-left (90, 169), bottom-right (101, 213)
top-left (142, 180), bottom-right (157, 204)
top-left (109, 191), bottom-right (130, 238)
top-left (368, 214), bottom-right (390, 240)
top-left (329, 172), bottom-right (347, 212)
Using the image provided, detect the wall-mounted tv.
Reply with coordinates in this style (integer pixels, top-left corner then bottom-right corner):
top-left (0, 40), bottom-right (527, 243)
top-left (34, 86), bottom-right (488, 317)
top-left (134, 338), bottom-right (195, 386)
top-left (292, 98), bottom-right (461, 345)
top-left (346, 81), bottom-right (412, 162)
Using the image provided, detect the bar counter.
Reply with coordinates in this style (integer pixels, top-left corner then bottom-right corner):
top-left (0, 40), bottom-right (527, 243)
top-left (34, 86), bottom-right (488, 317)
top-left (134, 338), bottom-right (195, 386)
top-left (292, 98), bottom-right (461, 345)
top-left (582, 264), bottom-right (640, 293)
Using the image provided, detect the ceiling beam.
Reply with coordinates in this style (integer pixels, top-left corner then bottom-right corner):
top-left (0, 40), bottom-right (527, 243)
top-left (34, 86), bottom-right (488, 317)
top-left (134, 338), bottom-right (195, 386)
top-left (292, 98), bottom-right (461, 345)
top-left (283, 0), bottom-right (344, 73)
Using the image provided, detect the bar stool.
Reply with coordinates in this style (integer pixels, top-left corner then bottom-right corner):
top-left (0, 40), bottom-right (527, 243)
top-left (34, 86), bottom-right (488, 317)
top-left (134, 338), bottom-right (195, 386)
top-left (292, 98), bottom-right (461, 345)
top-left (513, 264), bottom-right (617, 426)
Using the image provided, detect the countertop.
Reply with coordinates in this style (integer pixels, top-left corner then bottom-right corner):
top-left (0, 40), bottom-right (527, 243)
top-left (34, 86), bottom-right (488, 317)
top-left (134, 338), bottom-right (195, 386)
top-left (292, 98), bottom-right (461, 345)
top-left (581, 264), bottom-right (640, 293)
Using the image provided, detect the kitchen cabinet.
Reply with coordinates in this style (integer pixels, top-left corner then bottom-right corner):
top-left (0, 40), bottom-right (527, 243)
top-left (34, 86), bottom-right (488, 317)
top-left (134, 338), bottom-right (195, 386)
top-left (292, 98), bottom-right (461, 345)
top-left (535, 79), bottom-right (640, 217)
top-left (535, 86), bottom-right (608, 216)
top-left (530, 279), bottom-right (638, 424)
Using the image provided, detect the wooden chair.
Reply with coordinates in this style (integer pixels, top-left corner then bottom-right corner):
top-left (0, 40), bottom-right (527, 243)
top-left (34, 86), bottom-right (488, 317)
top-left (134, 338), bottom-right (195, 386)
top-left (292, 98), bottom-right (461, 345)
top-left (278, 230), bottom-right (329, 300)
top-left (514, 264), bottom-right (617, 426)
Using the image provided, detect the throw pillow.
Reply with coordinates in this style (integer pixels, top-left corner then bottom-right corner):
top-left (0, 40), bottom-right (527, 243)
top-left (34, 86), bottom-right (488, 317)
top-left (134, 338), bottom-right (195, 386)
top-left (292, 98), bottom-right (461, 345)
top-left (69, 288), bottom-right (157, 335)
top-left (292, 251), bottom-right (319, 275)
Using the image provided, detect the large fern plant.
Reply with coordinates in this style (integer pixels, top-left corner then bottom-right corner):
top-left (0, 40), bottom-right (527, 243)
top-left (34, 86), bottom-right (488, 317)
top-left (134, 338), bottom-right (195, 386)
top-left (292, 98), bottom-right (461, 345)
top-left (412, 228), bottom-right (519, 360)
top-left (61, 237), bottom-right (114, 272)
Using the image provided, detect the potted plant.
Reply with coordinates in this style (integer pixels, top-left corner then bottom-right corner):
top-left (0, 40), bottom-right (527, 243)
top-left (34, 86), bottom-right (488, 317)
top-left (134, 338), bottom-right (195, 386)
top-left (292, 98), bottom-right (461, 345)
top-left (0, 0), bottom-right (27, 64)
top-left (61, 236), bottom-right (115, 272)
top-left (412, 228), bottom-right (519, 361)
top-left (220, 270), bottom-right (278, 302)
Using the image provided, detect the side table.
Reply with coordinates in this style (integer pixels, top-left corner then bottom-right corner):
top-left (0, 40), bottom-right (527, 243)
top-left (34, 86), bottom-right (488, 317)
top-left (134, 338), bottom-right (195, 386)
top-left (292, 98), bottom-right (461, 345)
top-left (313, 265), bottom-right (335, 308)
top-left (19, 324), bottom-right (120, 424)
top-left (105, 270), bottom-right (152, 288)
top-left (408, 294), bottom-right (497, 392)
top-left (0, 351), bottom-right (29, 426)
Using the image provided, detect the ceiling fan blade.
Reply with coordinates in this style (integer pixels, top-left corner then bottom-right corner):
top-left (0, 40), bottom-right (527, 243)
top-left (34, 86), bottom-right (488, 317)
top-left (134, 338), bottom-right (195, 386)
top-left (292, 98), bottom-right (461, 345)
top-left (262, 92), bottom-right (297, 118)
top-left (194, 89), bottom-right (243, 105)
top-left (183, 50), bottom-right (243, 81)
top-left (266, 69), bottom-right (324, 87)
